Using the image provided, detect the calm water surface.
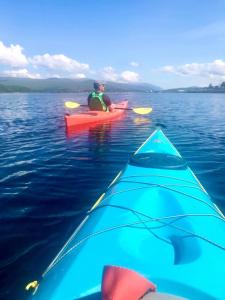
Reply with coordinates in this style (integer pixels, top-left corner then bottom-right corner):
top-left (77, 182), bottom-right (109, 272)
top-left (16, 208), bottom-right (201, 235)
top-left (0, 92), bottom-right (225, 299)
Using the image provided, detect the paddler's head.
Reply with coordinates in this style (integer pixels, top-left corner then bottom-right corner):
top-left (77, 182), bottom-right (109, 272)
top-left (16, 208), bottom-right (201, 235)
top-left (94, 81), bottom-right (105, 92)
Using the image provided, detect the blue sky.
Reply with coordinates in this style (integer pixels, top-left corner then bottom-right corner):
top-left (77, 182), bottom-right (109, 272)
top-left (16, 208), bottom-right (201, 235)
top-left (1, 0), bottom-right (225, 88)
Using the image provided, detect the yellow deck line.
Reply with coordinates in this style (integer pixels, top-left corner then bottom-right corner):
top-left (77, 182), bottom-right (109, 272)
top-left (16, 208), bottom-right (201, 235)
top-left (91, 193), bottom-right (106, 210)
top-left (91, 171), bottom-right (122, 211)
top-left (108, 171), bottom-right (122, 188)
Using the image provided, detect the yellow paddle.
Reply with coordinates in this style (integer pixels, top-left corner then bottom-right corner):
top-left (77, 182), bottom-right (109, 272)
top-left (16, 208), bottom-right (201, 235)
top-left (65, 101), bottom-right (152, 115)
top-left (65, 101), bottom-right (81, 109)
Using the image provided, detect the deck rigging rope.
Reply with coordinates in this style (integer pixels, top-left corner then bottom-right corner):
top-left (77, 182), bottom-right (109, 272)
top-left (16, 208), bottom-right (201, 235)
top-left (43, 177), bottom-right (225, 276)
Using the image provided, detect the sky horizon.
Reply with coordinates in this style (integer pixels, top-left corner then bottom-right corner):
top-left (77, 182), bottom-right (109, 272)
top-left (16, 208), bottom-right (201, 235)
top-left (2, 0), bottom-right (225, 89)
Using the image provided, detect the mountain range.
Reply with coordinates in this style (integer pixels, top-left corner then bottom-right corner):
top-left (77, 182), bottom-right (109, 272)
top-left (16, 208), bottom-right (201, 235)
top-left (0, 77), bottom-right (161, 93)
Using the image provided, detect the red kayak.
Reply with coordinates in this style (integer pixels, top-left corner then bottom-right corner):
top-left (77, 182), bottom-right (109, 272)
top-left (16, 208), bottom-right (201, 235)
top-left (65, 100), bottom-right (128, 128)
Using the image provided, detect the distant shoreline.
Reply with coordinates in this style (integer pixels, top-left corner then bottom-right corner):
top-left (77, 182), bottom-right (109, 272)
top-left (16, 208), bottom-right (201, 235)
top-left (1, 77), bottom-right (225, 93)
top-left (2, 91), bottom-right (225, 94)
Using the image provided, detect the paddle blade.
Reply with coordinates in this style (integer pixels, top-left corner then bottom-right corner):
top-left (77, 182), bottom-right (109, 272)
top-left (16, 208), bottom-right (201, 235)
top-left (133, 107), bottom-right (153, 115)
top-left (65, 101), bottom-right (80, 109)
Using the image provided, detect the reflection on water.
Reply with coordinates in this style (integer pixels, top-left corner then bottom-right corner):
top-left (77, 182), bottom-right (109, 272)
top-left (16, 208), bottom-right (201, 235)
top-left (88, 123), bottom-right (112, 155)
top-left (133, 117), bottom-right (151, 125)
top-left (66, 122), bottom-right (113, 158)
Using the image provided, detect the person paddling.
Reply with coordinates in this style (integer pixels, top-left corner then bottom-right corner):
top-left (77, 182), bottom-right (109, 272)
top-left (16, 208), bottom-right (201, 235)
top-left (88, 81), bottom-right (112, 112)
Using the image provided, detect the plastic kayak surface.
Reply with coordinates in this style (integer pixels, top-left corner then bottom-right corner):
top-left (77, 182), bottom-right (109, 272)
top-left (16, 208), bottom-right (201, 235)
top-left (31, 129), bottom-right (225, 300)
top-left (65, 100), bottom-right (128, 128)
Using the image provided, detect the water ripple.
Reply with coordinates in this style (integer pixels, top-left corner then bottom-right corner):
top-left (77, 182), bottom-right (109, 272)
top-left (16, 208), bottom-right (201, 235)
top-left (0, 92), bottom-right (225, 299)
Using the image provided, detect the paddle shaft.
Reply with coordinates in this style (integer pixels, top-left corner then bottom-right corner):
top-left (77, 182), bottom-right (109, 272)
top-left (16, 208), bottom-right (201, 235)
top-left (78, 104), bottom-right (131, 110)
top-left (65, 101), bottom-right (152, 114)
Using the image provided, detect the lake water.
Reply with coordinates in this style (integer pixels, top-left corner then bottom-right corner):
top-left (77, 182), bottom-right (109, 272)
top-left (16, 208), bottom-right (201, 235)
top-left (0, 92), bottom-right (225, 300)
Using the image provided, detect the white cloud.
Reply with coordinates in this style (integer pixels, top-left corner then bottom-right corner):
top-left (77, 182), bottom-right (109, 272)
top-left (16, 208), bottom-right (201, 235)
top-left (70, 73), bottom-right (86, 79)
top-left (30, 53), bottom-right (89, 74)
top-left (0, 40), bottom-right (141, 82)
top-left (75, 73), bottom-right (86, 79)
top-left (130, 61), bottom-right (139, 67)
top-left (121, 70), bottom-right (139, 82)
top-left (161, 65), bottom-right (175, 73)
top-left (101, 66), bottom-right (119, 81)
top-left (2, 69), bottom-right (41, 79)
top-left (0, 41), bottom-right (28, 67)
top-left (0, 41), bottom-right (90, 79)
top-left (100, 67), bottom-right (140, 83)
top-left (160, 60), bottom-right (225, 83)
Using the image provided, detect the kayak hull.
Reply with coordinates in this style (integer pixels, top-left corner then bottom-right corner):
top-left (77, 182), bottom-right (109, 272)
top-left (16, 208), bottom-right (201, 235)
top-left (65, 100), bottom-right (128, 128)
top-left (31, 129), bottom-right (225, 300)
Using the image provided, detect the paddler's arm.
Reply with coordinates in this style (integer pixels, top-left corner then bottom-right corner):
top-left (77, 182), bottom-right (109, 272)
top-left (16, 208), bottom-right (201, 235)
top-left (87, 93), bottom-right (92, 108)
top-left (103, 94), bottom-right (113, 112)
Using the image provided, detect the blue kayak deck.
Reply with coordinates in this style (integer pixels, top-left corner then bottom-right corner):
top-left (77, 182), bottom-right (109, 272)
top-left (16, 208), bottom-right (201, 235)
top-left (32, 129), bottom-right (225, 300)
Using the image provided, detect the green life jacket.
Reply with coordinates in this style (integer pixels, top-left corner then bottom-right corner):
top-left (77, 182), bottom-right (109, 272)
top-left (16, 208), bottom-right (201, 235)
top-left (89, 91), bottom-right (109, 112)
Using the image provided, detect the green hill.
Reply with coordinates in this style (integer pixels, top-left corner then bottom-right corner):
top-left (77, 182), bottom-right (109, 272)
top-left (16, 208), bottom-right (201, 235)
top-left (0, 77), bottom-right (161, 93)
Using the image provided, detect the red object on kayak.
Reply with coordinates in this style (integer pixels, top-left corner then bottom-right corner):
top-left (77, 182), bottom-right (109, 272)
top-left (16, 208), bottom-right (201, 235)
top-left (102, 265), bottom-right (156, 300)
top-left (65, 100), bottom-right (128, 128)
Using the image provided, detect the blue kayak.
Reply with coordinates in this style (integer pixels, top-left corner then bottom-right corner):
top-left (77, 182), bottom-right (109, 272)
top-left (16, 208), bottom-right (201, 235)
top-left (30, 129), bottom-right (225, 300)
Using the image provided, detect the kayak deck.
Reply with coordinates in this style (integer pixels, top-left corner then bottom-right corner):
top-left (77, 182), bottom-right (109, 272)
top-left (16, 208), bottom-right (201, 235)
top-left (65, 100), bottom-right (128, 128)
top-left (31, 129), bottom-right (225, 300)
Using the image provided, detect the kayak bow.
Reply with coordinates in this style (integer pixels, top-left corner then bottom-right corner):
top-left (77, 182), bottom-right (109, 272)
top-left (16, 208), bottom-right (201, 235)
top-left (31, 129), bottom-right (225, 300)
